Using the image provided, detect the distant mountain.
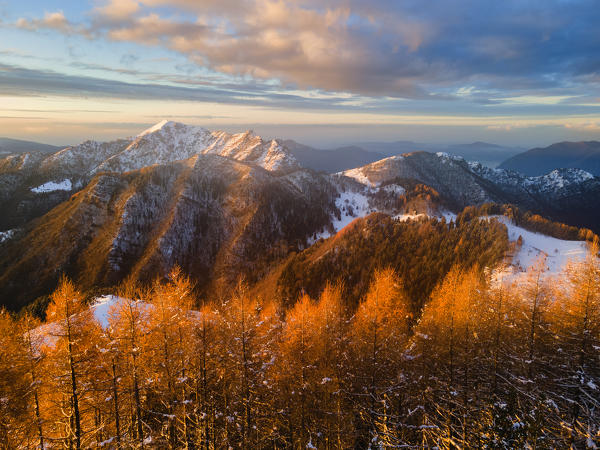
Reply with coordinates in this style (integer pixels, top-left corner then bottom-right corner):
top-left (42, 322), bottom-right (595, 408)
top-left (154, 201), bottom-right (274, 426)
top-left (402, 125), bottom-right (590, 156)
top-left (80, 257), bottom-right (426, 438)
top-left (283, 139), bottom-right (385, 172)
top-left (357, 140), bottom-right (433, 155)
top-left (340, 151), bottom-right (600, 232)
top-left (357, 140), bottom-right (522, 167)
top-left (498, 141), bottom-right (600, 176)
top-left (446, 142), bottom-right (523, 167)
top-left (0, 137), bottom-right (62, 155)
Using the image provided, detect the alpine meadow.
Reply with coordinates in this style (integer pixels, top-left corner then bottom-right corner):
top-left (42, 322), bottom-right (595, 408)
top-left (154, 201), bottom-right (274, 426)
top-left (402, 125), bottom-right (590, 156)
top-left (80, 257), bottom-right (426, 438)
top-left (1, 1), bottom-right (600, 448)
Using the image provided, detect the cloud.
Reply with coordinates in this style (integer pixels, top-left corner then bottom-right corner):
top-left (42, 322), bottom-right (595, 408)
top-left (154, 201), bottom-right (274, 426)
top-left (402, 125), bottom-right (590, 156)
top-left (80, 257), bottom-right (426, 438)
top-left (16, 11), bottom-right (92, 37)
top-left (0, 62), bottom-right (380, 111)
top-left (11, 0), bottom-right (600, 102)
top-left (94, 0), bottom-right (140, 22)
top-left (564, 121), bottom-right (600, 131)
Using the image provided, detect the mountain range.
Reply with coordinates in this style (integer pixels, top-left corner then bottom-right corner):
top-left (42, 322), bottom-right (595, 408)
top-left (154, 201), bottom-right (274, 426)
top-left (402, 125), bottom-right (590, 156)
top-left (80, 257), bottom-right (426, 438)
top-left (0, 121), bottom-right (598, 310)
top-left (0, 137), bottom-right (62, 156)
top-left (281, 139), bottom-right (523, 172)
top-left (499, 141), bottom-right (600, 176)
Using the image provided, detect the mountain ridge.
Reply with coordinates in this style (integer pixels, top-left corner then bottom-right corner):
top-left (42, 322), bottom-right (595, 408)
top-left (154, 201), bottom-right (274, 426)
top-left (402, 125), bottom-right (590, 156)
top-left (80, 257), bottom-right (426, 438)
top-left (498, 140), bottom-right (600, 176)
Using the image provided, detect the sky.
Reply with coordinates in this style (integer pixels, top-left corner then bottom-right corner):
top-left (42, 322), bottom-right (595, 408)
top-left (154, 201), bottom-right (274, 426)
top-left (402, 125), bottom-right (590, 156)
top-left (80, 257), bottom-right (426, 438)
top-left (1, 0), bottom-right (600, 147)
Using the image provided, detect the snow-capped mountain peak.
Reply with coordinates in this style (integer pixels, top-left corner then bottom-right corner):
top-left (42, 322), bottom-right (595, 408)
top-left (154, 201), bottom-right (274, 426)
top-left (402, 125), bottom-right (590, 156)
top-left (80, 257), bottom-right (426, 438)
top-left (137, 119), bottom-right (176, 137)
top-left (90, 122), bottom-right (299, 174)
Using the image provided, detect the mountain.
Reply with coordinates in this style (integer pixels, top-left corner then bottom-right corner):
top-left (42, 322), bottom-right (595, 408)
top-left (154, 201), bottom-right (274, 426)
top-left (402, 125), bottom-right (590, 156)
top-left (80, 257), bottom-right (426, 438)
top-left (0, 137), bottom-right (62, 155)
top-left (340, 151), bottom-right (600, 232)
top-left (0, 120), bottom-right (300, 230)
top-left (446, 142), bottom-right (523, 167)
top-left (0, 154), bottom-right (337, 311)
top-left (283, 140), bottom-right (385, 173)
top-left (285, 139), bottom-right (521, 172)
top-left (498, 141), bottom-right (600, 176)
top-left (261, 212), bottom-right (508, 311)
top-left (357, 140), bottom-right (522, 167)
top-left (357, 140), bottom-right (433, 155)
top-left (1, 121), bottom-right (598, 310)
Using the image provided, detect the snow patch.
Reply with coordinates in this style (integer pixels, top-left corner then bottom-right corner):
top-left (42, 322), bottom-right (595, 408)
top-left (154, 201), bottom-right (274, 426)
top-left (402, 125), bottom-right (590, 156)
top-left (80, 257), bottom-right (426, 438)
top-left (31, 179), bottom-right (72, 193)
top-left (0, 229), bottom-right (15, 243)
top-left (309, 189), bottom-right (375, 243)
top-left (91, 295), bottom-right (123, 329)
top-left (495, 216), bottom-right (588, 273)
top-left (486, 216), bottom-right (589, 286)
top-left (394, 213), bottom-right (426, 221)
top-left (342, 167), bottom-right (374, 186)
top-left (382, 183), bottom-right (406, 195)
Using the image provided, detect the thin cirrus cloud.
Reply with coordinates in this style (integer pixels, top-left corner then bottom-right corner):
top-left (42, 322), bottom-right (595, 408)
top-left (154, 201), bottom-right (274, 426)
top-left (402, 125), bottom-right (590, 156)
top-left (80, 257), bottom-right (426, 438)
top-left (0, 63), bottom-right (370, 111)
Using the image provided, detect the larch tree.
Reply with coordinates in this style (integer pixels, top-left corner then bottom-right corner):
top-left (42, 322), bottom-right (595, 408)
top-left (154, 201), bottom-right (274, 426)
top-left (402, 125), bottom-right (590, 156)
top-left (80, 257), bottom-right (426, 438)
top-left (411, 266), bottom-right (488, 448)
top-left (351, 268), bottom-right (411, 447)
top-left (144, 267), bottom-right (195, 447)
top-left (188, 302), bottom-right (221, 449)
top-left (273, 293), bottom-right (317, 448)
top-left (109, 278), bottom-right (151, 448)
top-left (0, 310), bottom-right (33, 448)
top-left (18, 313), bottom-right (47, 450)
top-left (218, 280), bottom-right (268, 448)
top-left (44, 276), bottom-right (98, 449)
top-left (513, 257), bottom-right (553, 446)
top-left (549, 246), bottom-right (600, 447)
top-left (312, 282), bottom-right (352, 449)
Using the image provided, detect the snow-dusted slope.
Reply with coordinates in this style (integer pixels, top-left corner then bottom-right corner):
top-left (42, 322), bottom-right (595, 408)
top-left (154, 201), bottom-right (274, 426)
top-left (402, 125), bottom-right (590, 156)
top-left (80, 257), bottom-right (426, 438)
top-left (341, 155), bottom-right (406, 187)
top-left (469, 161), bottom-right (595, 193)
top-left (94, 121), bottom-right (299, 174)
top-left (483, 215), bottom-right (591, 289)
top-left (492, 216), bottom-right (589, 273)
top-left (39, 139), bottom-right (133, 177)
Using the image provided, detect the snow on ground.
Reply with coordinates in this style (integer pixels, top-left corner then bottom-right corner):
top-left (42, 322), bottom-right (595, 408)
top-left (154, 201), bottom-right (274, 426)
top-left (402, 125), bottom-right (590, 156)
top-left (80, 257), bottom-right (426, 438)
top-left (382, 183), bottom-right (406, 195)
top-left (394, 213), bottom-right (426, 221)
top-left (137, 119), bottom-right (172, 137)
top-left (436, 152), bottom-right (464, 163)
top-left (31, 296), bottom-right (136, 350)
top-left (333, 190), bottom-right (373, 231)
top-left (309, 189), bottom-right (375, 243)
top-left (441, 211), bottom-right (457, 222)
top-left (31, 179), bottom-right (72, 193)
top-left (31, 295), bottom-right (204, 351)
top-left (341, 167), bottom-right (374, 186)
top-left (493, 216), bottom-right (588, 273)
top-left (485, 216), bottom-right (589, 287)
top-left (91, 295), bottom-right (123, 329)
top-left (394, 210), bottom-right (456, 223)
top-left (0, 229), bottom-right (15, 243)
